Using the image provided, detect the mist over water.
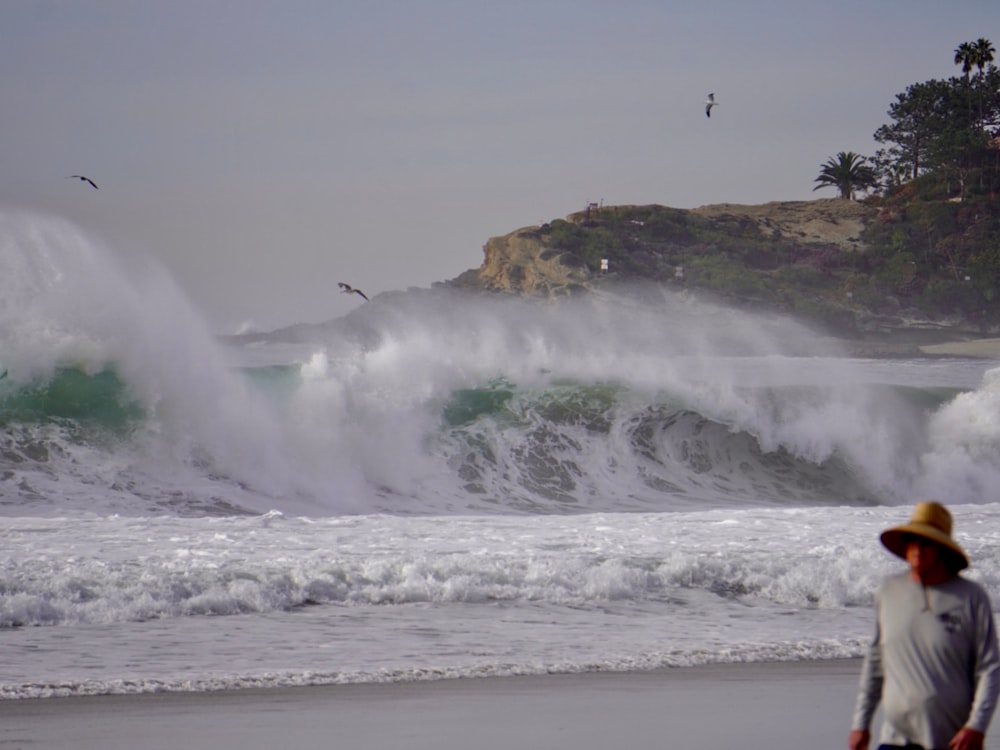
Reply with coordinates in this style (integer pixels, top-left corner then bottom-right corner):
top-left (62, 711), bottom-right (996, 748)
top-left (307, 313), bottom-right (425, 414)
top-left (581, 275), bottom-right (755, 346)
top-left (1, 208), bottom-right (999, 517)
top-left (0, 210), bottom-right (293, 513)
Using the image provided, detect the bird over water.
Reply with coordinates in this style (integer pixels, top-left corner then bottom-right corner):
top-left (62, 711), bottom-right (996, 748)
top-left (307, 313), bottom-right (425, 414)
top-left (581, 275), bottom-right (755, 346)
top-left (338, 282), bottom-right (369, 301)
top-left (705, 93), bottom-right (718, 118)
top-left (68, 175), bottom-right (98, 189)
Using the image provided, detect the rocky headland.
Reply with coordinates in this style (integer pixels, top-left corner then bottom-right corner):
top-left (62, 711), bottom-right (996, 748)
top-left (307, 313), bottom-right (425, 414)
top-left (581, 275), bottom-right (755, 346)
top-left (446, 198), bottom-right (1000, 358)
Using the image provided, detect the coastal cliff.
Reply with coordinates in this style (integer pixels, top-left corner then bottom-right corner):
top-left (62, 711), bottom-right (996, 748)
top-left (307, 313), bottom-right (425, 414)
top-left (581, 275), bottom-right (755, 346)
top-left (450, 199), bottom-right (872, 296)
top-left (446, 197), bottom-right (1000, 351)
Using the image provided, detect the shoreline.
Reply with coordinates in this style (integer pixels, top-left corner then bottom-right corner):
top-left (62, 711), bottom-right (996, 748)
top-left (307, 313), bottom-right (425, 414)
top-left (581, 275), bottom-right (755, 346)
top-left (0, 659), bottom-right (865, 750)
top-left (832, 333), bottom-right (1000, 359)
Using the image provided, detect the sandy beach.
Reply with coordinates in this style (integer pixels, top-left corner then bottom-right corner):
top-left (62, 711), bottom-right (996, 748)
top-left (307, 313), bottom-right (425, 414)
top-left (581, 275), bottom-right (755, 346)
top-left (918, 337), bottom-right (1000, 358)
top-left (834, 332), bottom-right (1000, 359)
top-left (0, 659), bottom-right (864, 750)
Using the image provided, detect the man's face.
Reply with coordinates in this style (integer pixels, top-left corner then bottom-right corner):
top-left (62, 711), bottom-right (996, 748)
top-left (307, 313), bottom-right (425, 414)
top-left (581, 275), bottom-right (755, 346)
top-left (905, 536), bottom-right (941, 577)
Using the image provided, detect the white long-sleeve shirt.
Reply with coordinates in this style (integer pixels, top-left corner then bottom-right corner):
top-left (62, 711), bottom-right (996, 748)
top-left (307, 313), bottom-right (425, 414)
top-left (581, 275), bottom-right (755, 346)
top-left (852, 572), bottom-right (1000, 749)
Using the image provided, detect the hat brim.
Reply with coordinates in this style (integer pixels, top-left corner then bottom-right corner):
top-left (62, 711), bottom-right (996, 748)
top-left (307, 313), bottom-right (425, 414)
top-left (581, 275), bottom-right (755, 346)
top-left (881, 524), bottom-right (969, 571)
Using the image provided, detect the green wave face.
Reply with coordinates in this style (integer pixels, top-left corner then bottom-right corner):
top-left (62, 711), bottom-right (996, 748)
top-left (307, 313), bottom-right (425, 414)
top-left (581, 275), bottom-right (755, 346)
top-left (436, 377), bottom-right (914, 512)
top-left (442, 378), bottom-right (625, 429)
top-left (0, 368), bottom-right (144, 432)
top-left (442, 378), bottom-right (517, 426)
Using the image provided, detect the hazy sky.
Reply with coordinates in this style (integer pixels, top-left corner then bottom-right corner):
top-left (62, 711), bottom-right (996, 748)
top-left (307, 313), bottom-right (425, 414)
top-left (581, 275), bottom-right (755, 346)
top-left (3, 1), bottom-right (999, 332)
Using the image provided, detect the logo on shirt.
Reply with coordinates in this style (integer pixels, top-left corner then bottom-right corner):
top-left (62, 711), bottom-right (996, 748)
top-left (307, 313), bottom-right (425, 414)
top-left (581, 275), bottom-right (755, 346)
top-left (938, 610), bottom-right (963, 633)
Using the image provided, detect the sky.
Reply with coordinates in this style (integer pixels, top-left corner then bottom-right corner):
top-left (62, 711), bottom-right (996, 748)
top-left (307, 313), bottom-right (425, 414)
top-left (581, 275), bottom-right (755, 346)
top-left (2, 0), bottom-right (999, 333)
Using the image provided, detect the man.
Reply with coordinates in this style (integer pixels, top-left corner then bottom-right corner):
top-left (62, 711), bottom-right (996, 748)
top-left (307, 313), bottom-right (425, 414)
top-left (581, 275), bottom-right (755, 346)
top-left (850, 501), bottom-right (1000, 750)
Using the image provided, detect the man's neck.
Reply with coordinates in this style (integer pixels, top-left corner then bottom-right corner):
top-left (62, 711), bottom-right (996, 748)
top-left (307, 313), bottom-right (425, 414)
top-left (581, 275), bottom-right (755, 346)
top-left (911, 567), bottom-right (957, 585)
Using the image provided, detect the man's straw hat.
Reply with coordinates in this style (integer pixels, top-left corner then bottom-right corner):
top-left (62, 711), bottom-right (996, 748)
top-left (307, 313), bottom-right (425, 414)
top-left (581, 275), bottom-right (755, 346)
top-left (880, 501), bottom-right (969, 571)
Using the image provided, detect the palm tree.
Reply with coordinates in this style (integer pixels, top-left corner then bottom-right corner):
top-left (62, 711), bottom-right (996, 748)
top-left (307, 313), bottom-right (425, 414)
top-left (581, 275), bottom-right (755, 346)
top-left (972, 38), bottom-right (996, 77)
top-left (955, 41), bottom-right (977, 81)
top-left (813, 152), bottom-right (876, 200)
top-left (958, 38), bottom-right (997, 128)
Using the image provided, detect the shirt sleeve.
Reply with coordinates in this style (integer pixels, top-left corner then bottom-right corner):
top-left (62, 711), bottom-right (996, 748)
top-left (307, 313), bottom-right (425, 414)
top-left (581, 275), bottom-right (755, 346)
top-left (965, 587), bottom-right (1000, 734)
top-left (852, 597), bottom-right (884, 731)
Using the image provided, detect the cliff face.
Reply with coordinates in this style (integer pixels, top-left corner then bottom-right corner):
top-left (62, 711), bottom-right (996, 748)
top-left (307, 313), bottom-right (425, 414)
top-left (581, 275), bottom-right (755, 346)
top-left (474, 228), bottom-right (591, 296)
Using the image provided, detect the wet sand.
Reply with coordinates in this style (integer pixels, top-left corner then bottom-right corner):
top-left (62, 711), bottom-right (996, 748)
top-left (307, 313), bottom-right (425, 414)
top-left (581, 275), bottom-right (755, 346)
top-left (0, 659), bottom-right (864, 750)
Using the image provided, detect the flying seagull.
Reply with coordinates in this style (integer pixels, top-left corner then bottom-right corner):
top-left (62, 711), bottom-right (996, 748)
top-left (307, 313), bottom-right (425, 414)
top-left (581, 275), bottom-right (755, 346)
top-left (338, 282), bottom-right (369, 301)
top-left (68, 175), bottom-right (99, 189)
top-left (705, 93), bottom-right (718, 118)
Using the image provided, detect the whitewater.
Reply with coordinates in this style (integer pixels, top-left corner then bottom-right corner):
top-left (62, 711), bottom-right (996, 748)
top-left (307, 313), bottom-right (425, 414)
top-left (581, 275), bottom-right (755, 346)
top-left (2, 208), bottom-right (1000, 699)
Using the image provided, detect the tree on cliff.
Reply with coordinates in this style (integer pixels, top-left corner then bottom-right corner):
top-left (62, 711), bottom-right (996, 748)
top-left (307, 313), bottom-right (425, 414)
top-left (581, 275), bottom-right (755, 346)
top-left (813, 152), bottom-right (876, 200)
top-left (874, 39), bottom-right (1000, 194)
top-left (954, 38), bottom-right (996, 129)
top-left (873, 79), bottom-right (961, 183)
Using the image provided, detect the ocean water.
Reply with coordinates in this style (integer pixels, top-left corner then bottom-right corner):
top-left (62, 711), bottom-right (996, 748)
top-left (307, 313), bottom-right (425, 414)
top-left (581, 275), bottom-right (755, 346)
top-left (3, 208), bottom-right (1000, 699)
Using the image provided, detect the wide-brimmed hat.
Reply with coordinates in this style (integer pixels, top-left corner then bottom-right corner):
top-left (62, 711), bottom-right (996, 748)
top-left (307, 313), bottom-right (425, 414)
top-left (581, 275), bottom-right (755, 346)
top-left (880, 501), bottom-right (969, 571)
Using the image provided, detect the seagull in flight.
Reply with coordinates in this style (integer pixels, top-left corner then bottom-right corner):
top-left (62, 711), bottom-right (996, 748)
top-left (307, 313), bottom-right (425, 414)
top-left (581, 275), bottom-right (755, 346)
top-left (705, 93), bottom-right (718, 118)
top-left (338, 282), bottom-right (369, 301)
top-left (68, 175), bottom-right (99, 189)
